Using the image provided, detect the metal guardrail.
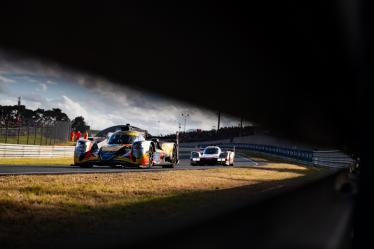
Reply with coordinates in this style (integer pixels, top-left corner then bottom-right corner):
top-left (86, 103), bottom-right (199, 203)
top-left (0, 142), bottom-right (356, 167)
top-left (196, 143), bottom-right (355, 168)
top-left (0, 143), bottom-right (74, 158)
top-left (313, 150), bottom-right (355, 168)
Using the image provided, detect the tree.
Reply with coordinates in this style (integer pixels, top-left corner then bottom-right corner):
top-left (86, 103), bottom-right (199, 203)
top-left (71, 116), bottom-right (88, 132)
top-left (0, 105), bottom-right (70, 127)
top-left (45, 108), bottom-right (69, 121)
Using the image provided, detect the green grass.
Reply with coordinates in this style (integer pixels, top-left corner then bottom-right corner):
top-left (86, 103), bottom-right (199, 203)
top-left (0, 135), bottom-right (68, 145)
top-left (0, 157), bottom-right (73, 165)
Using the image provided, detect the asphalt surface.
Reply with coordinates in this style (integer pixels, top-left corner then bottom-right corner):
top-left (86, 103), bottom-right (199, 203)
top-left (0, 147), bottom-right (259, 176)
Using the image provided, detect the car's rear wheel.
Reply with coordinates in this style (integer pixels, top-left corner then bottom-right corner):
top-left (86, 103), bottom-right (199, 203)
top-left (163, 144), bottom-right (177, 168)
top-left (148, 145), bottom-right (154, 168)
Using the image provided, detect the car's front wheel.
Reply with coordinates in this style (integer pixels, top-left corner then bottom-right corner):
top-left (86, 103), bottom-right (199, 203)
top-left (148, 145), bottom-right (154, 168)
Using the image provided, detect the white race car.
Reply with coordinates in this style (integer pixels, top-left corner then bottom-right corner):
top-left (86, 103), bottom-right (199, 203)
top-left (190, 146), bottom-right (235, 166)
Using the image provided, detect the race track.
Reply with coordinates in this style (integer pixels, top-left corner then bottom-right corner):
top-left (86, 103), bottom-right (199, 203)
top-left (0, 147), bottom-right (259, 176)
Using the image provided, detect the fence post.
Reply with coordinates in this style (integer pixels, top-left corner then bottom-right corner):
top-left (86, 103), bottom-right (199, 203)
top-left (45, 126), bottom-right (48, 145)
top-left (53, 126), bottom-right (56, 145)
top-left (5, 123), bottom-right (8, 144)
top-left (17, 126), bottom-right (21, 144)
top-left (49, 126), bottom-right (52, 145)
top-left (48, 126), bottom-right (51, 145)
top-left (44, 126), bottom-right (47, 145)
top-left (48, 126), bottom-right (50, 145)
top-left (40, 125), bottom-right (43, 145)
top-left (34, 126), bottom-right (37, 145)
top-left (26, 126), bottom-right (30, 144)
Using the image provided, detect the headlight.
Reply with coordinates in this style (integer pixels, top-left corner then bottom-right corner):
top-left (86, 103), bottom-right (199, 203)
top-left (219, 153), bottom-right (227, 158)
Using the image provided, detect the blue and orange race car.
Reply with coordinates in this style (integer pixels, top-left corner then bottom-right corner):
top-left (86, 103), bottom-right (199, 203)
top-left (73, 125), bottom-right (179, 168)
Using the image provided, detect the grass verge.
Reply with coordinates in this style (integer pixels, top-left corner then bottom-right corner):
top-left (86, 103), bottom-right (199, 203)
top-left (0, 157), bottom-right (73, 166)
top-left (0, 163), bottom-right (323, 248)
top-left (0, 136), bottom-right (75, 146)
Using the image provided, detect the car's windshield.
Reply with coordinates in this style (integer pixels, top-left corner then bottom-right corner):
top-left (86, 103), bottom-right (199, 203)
top-left (108, 134), bottom-right (137, 144)
top-left (204, 147), bottom-right (219, 154)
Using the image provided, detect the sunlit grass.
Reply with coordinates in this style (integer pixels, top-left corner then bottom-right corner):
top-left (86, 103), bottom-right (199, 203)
top-left (0, 157), bottom-right (73, 165)
top-left (0, 164), bottom-right (321, 248)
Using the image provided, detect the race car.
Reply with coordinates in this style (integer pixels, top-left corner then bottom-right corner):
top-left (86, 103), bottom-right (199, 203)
top-left (73, 125), bottom-right (179, 168)
top-left (190, 146), bottom-right (235, 166)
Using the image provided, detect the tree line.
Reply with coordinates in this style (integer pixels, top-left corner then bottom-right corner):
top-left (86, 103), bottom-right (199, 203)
top-left (0, 105), bottom-right (89, 131)
top-left (0, 104), bottom-right (70, 127)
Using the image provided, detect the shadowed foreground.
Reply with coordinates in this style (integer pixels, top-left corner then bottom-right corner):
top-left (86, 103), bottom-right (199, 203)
top-left (0, 164), bottom-right (322, 248)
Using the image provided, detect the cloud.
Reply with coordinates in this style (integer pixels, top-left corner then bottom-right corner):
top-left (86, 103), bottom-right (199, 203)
top-left (38, 83), bottom-right (48, 92)
top-left (46, 80), bottom-right (57, 85)
top-left (57, 95), bottom-right (88, 119)
top-left (0, 98), bottom-right (17, 106)
top-left (0, 49), bottom-right (248, 135)
top-left (21, 100), bottom-right (42, 110)
top-left (0, 84), bottom-right (7, 93)
top-left (0, 74), bottom-right (15, 83)
top-left (0, 49), bottom-right (170, 112)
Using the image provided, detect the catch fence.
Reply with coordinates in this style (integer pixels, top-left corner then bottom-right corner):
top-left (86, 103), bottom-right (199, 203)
top-left (0, 121), bottom-right (71, 145)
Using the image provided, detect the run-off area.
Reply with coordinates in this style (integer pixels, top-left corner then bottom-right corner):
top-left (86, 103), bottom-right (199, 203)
top-left (0, 146), bottom-right (324, 249)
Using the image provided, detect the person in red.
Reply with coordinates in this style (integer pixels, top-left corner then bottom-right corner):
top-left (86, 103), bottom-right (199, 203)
top-left (70, 130), bottom-right (75, 142)
top-left (75, 130), bottom-right (81, 141)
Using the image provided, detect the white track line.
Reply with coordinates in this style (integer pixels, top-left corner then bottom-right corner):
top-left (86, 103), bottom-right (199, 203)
top-left (236, 154), bottom-right (259, 166)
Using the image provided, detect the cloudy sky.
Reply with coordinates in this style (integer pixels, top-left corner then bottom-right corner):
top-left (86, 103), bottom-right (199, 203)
top-left (0, 50), bottom-right (250, 135)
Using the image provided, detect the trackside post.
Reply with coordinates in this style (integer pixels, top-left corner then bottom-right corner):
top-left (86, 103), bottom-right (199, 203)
top-left (176, 131), bottom-right (179, 164)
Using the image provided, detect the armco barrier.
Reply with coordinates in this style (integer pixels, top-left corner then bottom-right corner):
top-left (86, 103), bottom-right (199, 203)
top-left (0, 143), bottom-right (74, 158)
top-left (1, 142), bottom-right (356, 167)
top-left (312, 150), bottom-right (355, 168)
top-left (196, 143), bottom-right (354, 168)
